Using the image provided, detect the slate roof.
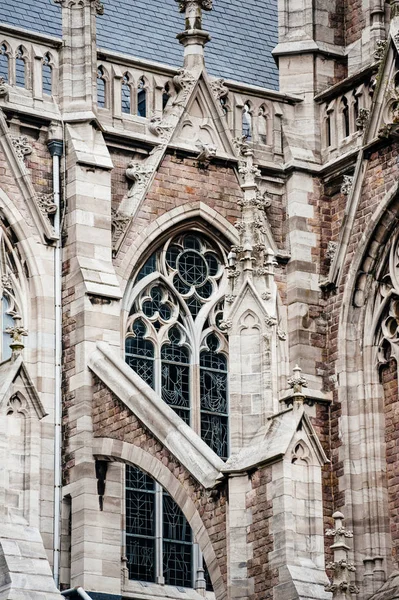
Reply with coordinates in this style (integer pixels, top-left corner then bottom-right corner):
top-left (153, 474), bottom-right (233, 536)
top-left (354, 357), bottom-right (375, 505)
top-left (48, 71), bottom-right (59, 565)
top-left (0, 0), bottom-right (279, 89)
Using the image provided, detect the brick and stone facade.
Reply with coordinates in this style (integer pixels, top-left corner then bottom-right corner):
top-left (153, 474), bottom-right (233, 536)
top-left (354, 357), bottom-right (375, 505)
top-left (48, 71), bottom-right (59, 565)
top-left (2, 1), bottom-right (399, 600)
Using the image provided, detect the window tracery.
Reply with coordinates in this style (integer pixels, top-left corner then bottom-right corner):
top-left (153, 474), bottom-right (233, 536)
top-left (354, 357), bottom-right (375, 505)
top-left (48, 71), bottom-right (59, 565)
top-left (125, 231), bottom-right (229, 459)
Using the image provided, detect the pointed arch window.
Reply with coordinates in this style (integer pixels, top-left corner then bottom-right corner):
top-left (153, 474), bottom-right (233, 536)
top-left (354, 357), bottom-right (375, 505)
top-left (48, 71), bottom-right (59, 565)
top-left (258, 106), bottom-right (268, 144)
top-left (0, 44), bottom-right (9, 81)
top-left (42, 53), bottom-right (52, 96)
top-left (162, 82), bottom-right (171, 111)
top-left (242, 101), bottom-right (252, 140)
top-left (97, 66), bottom-right (106, 108)
top-left (125, 231), bottom-right (229, 459)
top-left (122, 72), bottom-right (131, 114)
top-left (15, 46), bottom-right (26, 88)
top-left (125, 464), bottom-right (212, 589)
top-left (137, 76), bottom-right (147, 117)
top-left (341, 96), bottom-right (350, 138)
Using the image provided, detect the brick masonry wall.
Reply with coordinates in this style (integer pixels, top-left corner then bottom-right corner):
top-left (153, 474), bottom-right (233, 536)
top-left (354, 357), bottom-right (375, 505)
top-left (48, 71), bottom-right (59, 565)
top-left (113, 152), bottom-right (288, 269)
top-left (246, 466), bottom-right (277, 600)
top-left (345, 0), bottom-right (365, 45)
top-left (382, 358), bottom-right (399, 566)
top-left (92, 376), bottom-right (228, 585)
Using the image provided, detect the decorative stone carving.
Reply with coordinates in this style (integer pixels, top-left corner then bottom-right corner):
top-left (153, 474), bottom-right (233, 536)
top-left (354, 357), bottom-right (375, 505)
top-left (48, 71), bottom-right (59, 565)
top-left (0, 77), bottom-right (8, 98)
top-left (219, 319), bottom-right (232, 332)
top-left (265, 315), bottom-right (277, 327)
top-left (195, 142), bottom-right (216, 168)
top-left (340, 175), bottom-right (353, 196)
top-left (11, 136), bottom-right (33, 162)
top-left (210, 78), bottom-right (229, 100)
top-left (5, 324), bottom-right (28, 357)
top-left (126, 160), bottom-right (154, 198)
top-left (325, 512), bottom-right (359, 598)
top-left (54, 0), bottom-right (104, 14)
top-left (225, 294), bottom-right (236, 303)
top-left (355, 107), bottom-right (370, 130)
top-left (148, 116), bottom-right (173, 138)
top-left (36, 193), bottom-right (57, 216)
top-left (374, 39), bottom-right (387, 62)
top-left (287, 364), bottom-right (308, 396)
top-left (111, 208), bottom-right (131, 248)
top-left (277, 327), bottom-right (287, 341)
top-left (232, 135), bottom-right (250, 158)
top-left (176, 0), bottom-right (213, 11)
top-left (326, 241), bottom-right (338, 262)
top-left (172, 68), bottom-right (196, 105)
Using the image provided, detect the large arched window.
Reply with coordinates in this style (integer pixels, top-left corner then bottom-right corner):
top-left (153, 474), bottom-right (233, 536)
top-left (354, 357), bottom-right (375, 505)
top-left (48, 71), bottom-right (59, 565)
top-left (125, 231), bottom-right (229, 459)
top-left (125, 464), bottom-right (212, 589)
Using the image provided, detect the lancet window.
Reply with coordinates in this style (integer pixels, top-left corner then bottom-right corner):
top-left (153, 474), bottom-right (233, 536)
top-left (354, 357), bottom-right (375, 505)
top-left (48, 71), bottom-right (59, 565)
top-left (0, 44), bottom-right (9, 81)
top-left (97, 66), bottom-right (106, 108)
top-left (122, 73), bottom-right (131, 114)
top-left (42, 53), bottom-right (52, 95)
top-left (15, 46), bottom-right (26, 88)
top-left (242, 101), bottom-right (252, 140)
top-left (125, 464), bottom-right (212, 589)
top-left (125, 231), bottom-right (229, 459)
top-left (137, 76), bottom-right (147, 117)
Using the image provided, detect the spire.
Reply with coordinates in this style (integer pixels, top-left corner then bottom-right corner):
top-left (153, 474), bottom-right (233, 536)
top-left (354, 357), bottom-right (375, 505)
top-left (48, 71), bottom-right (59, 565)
top-left (175, 0), bottom-right (213, 68)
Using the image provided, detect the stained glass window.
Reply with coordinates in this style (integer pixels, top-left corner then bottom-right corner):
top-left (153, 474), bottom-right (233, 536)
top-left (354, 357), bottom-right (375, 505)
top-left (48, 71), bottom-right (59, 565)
top-left (125, 465), bottom-right (197, 588)
top-left (200, 334), bottom-right (229, 460)
top-left (126, 232), bottom-right (229, 460)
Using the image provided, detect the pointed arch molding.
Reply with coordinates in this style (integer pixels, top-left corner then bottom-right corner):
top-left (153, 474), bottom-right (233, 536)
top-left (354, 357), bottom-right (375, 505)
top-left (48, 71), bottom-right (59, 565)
top-left (92, 437), bottom-right (227, 600)
top-left (118, 201), bottom-right (239, 300)
top-left (335, 180), bottom-right (399, 568)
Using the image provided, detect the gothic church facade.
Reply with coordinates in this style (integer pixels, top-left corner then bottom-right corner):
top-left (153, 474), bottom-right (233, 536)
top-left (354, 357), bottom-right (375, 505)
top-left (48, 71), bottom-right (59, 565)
top-left (0, 1), bottom-right (398, 600)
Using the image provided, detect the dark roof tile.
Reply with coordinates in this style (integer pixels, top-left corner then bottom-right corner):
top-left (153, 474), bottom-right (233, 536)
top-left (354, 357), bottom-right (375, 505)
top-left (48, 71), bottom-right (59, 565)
top-left (0, 0), bottom-right (278, 89)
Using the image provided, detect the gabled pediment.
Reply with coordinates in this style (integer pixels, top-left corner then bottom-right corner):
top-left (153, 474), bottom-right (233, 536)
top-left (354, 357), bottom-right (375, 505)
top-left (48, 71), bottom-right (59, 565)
top-left (366, 21), bottom-right (399, 144)
top-left (223, 403), bottom-right (328, 473)
top-left (171, 72), bottom-right (237, 158)
top-left (224, 275), bottom-right (277, 327)
top-left (0, 355), bottom-right (46, 419)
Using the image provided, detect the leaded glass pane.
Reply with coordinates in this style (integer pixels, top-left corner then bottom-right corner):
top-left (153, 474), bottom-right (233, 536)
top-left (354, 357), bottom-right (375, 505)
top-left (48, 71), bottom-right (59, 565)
top-left (122, 75), bottom-right (131, 114)
top-left (161, 327), bottom-right (190, 423)
top-left (178, 250), bottom-right (208, 286)
top-left (97, 67), bottom-right (105, 107)
top-left (126, 465), bottom-right (156, 583)
top-left (126, 536), bottom-right (155, 583)
top-left (136, 253), bottom-right (156, 281)
top-left (200, 334), bottom-right (228, 459)
top-left (42, 63), bottom-right (52, 95)
top-left (200, 413), bottom-right (228, 461)
top-left (125, 320), bottom-right (154, 388)
top-left (16, 54), bottom-right (25, 88)
top-left (163, 493), bottom-right (192, 587)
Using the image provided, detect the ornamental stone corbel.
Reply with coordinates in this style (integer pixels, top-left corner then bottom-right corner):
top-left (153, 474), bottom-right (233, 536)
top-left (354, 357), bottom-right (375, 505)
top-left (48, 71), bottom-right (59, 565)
top-left (125, 160), bottom-right (154, 198)
top-left (36, 193), bottom-right (57, 216)
top-left (340, 175), bottom-right (353, 196)
top-left (11, 135), bottom-right (33, 163)
top-left (195, 142), bottom-right (216, 168)
top-left (148, 116), bottom-right (173, 138)
top-left (210, 78), bottom-right (229, 100)
top-left (373, 39), bottom-right (387, 62)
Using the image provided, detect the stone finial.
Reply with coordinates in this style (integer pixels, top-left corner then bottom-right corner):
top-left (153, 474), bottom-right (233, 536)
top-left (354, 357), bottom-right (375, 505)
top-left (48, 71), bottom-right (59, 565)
top-left (5, 324), bottom-right (28, 358)
top-left (175, 0), bottom-right (212, 66)
top-left (287, 364), bottom-right (308, 400)
top-left (325, 512), bottom-right (359, 599)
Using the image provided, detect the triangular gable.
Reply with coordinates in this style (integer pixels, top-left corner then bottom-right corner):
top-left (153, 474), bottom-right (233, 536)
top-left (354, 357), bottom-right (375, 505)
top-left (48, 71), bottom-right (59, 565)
top-left (225, 277), bottom-right (277, 326)
top-left (0, 355), bottom-right (46, 419)
top-left (0, 110), bottom-right (57, 243)
top-left (223, 403), bottom-right (328, 473)
top-left (365, 25), bottom-right (399, 144)
top-left (171, 72), bottom-right (238, 158)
